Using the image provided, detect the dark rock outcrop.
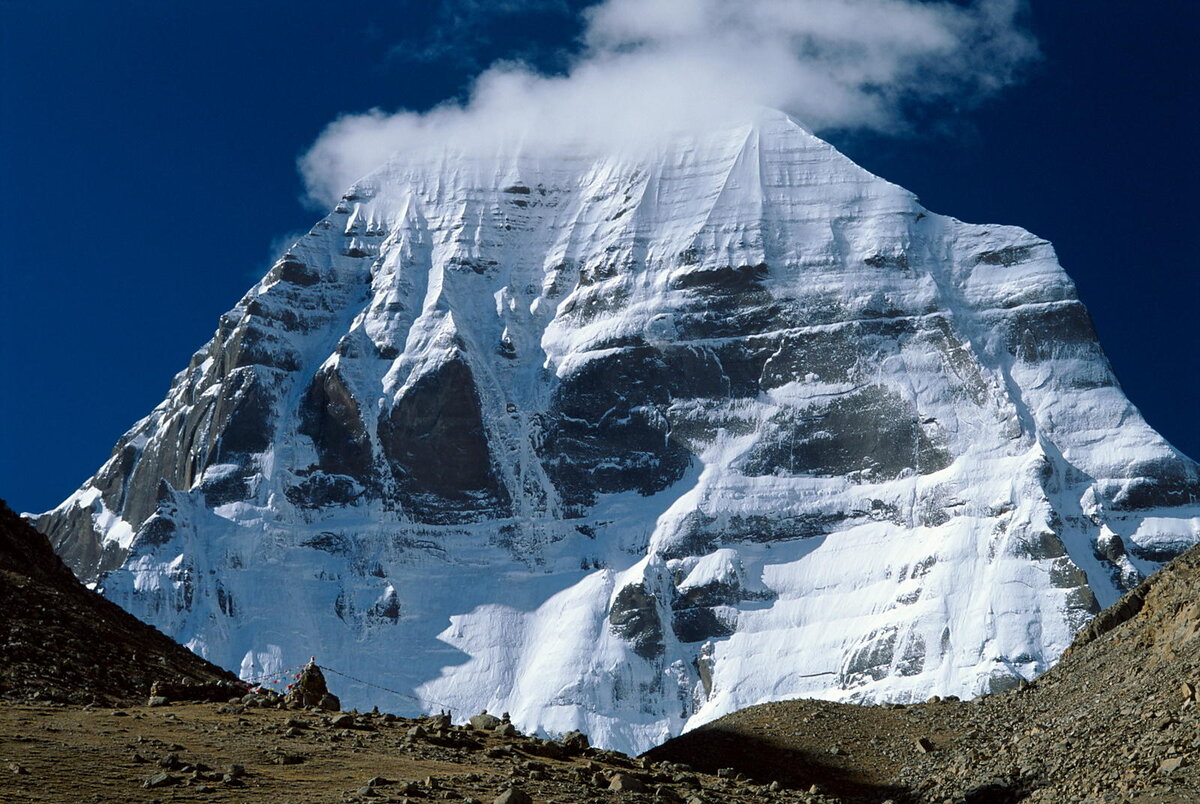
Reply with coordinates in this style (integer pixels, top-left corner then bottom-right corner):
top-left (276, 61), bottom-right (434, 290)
top-left (609, 583), bottom-right (665, 660)
top-left (377, 357), bottom-right (511, 522)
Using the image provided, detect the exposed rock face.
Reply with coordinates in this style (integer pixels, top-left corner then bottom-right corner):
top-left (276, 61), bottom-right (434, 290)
top-left (609, 583), bottom-right (666, 660)
top-left (376, 356), bottom-right (511, 521)
top-left (33, 109), bottom-right (1200, 754)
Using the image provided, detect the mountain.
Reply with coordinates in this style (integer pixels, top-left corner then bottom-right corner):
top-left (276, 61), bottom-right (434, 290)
top-left (0, 499), bottom-right (236, 703)
top-left (647, 541), bottom-right (1200, 801)
top-left (33, 109), bottom-right (1200, 754)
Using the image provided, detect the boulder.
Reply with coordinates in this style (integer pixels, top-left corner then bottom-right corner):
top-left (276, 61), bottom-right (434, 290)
top-left (493, 787), bottom-right (532, 804)
top-left (424, 712), bottom-right (451, 729)
top-left (560, 730), bottom-right (590, 752)
top-left (1159, 757), bottom-right (1184, 773)
top-left (609, 772), bottom-right (647, 793)
top-left (470, 712), bottom-right (502, 730)
top-left (143, 772), bottom-right (178, 789)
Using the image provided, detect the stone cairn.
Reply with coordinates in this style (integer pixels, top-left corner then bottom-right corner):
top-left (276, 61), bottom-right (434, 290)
top-left (284, 658), bottom-right (341, 711)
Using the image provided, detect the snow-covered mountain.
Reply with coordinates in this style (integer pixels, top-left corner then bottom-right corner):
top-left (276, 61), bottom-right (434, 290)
top-left (35, 109), bottom-right (1200, 754)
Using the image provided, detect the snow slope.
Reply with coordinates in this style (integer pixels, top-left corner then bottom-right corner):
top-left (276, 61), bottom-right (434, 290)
top-left (36, 109), bottom-right (1200, 754)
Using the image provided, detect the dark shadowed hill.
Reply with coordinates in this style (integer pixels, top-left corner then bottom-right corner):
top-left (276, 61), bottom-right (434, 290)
top-left (0, 499), bottom-right (236, 704)
top-left (647, 543), bottom-right (1200, 803)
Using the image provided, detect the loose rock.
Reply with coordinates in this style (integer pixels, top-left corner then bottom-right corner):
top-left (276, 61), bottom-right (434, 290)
top-left (470, 712), bottom-right (502, 730)
top-left (560, 729), bottom-right (590, 752)
top-left (608, 772), bottom-right (647, 793)
top-left (143, 771), bottom-right (177, 789)
top-left (492, 787), bottom-right (532, 804)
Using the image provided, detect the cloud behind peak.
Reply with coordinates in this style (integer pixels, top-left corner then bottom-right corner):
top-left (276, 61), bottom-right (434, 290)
top-left (300, 0), bottom-right (1037, 204)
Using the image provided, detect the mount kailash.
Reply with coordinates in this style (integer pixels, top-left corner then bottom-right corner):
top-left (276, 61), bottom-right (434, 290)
top-left (35, 109), bottom-right (1200, 754)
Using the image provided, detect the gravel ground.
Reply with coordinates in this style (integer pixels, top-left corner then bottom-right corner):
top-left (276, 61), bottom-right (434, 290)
top-left (0, 700), bottom-right (847, 803)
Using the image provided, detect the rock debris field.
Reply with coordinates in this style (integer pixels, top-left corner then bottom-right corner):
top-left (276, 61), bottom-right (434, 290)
top-left (0, 698), bottom-right (843, 804)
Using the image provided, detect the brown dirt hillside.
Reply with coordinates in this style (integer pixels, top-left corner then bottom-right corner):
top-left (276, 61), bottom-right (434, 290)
top-left (647, 544), bottom-right (1200, 803)
top-left (0, 499), bottom-right (236, 704)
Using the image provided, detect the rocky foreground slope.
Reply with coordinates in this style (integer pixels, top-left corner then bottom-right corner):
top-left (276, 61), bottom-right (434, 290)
top-left (649, 541), bottom-right (1200, 802)
top-left (31, 108), bottom-right (1200, 752)
top-left (0, 499), bottom-right (236, 704)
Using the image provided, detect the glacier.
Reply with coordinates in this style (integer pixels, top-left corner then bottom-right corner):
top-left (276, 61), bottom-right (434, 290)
top-left (35, 109), bottom-right (1200, 754)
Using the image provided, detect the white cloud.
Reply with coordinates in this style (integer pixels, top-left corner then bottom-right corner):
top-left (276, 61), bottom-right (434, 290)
top-left (300, 0), bottom-right (1036, 204)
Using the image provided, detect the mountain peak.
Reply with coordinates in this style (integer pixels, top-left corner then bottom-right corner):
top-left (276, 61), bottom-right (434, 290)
top-left (35, 119), bottom-right (1200, 753)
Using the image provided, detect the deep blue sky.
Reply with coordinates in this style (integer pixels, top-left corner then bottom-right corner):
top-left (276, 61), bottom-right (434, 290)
top-left (1, 1), bottom-right (1197, 514)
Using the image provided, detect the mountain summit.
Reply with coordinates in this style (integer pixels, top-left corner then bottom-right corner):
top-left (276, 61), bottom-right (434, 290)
top-left (35, 110), bottom-right (1200, 753)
